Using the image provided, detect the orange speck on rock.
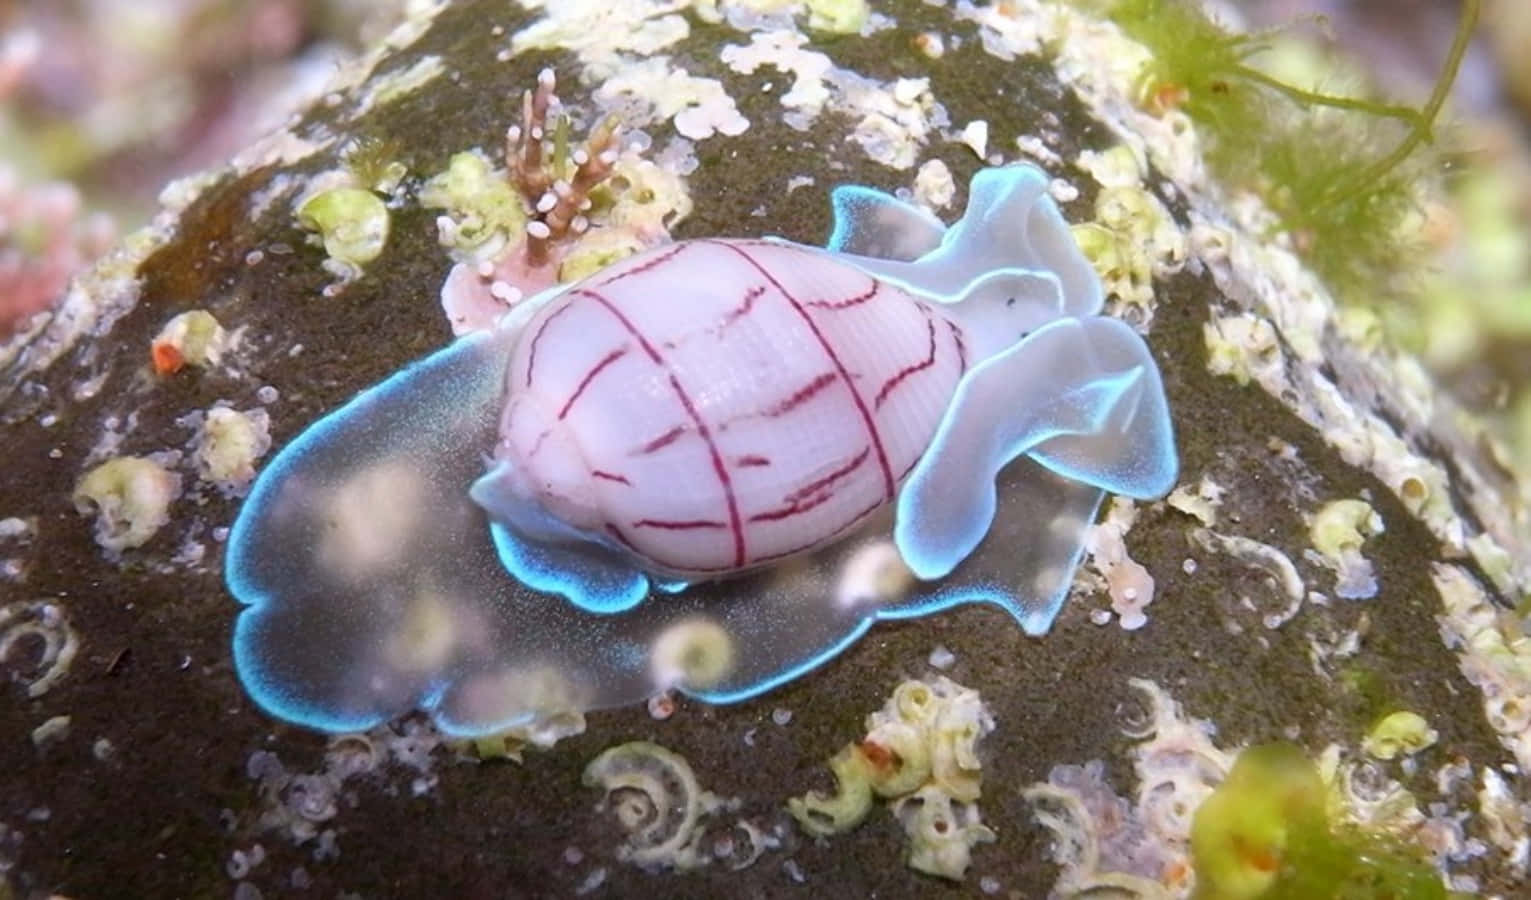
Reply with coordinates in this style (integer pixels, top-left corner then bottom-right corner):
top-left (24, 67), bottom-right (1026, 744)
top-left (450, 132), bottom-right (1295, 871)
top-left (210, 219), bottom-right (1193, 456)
top-left (152, 340), bottom-right (185, 375)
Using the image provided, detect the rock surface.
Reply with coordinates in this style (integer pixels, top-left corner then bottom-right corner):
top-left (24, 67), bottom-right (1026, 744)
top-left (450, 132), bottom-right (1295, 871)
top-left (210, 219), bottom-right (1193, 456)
top-left (1, 1), bottom-right (1527, 897)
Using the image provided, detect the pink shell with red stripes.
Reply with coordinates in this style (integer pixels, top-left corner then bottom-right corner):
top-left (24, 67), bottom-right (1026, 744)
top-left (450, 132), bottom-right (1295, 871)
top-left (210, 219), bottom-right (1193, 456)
top-left (227, 163), bottom-right (1181, 737)
top-left (495, 238), bottom-right (969, 577)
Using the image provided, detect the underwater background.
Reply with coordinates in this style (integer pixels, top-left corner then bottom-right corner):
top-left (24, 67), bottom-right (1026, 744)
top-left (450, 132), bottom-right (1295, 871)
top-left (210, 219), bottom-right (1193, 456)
top-left (2, 1), bottom-right (1530, 897)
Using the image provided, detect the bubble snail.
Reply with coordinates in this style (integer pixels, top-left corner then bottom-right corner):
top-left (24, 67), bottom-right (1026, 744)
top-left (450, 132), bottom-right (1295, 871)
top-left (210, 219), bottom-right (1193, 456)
top-left (226, 165), bottom-right (1177, 737)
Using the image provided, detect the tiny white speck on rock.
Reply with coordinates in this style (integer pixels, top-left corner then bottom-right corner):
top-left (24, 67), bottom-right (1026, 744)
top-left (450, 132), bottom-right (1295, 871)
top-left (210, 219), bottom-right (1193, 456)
top-left (1048, 178), bottom-right (1080, 204)
top-left (783, 858), bottom-right (807, 883)
top-left (575, 867), bottom-right (607, 896)
top-left (30, 715), bottom-right (70, 748)
top-left (958, 120), bottom-right (989, 159)
top-left (772, 708), bottom-right (793, 726)
top-left (1089, 608), bottom-right (1113, 626)
top-left (913, 158), bottom-right (956, 210)
top-left (563, 846), bottom-right (584, 865)
top-left (928, 645), bottom-right (956, 670)
top-left (980, 875), bottom-right (1001, 894)
top-left (647, 692), bottom-right (676, 720)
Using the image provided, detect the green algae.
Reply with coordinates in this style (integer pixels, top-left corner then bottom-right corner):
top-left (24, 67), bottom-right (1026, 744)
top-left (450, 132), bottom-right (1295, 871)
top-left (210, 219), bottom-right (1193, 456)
top-left (1191, 743), bottom-right (1456, 900)
top-left (1080, 0), bottom-right (1479, 305)
top-left (296, 187), bottom-right (390, 270)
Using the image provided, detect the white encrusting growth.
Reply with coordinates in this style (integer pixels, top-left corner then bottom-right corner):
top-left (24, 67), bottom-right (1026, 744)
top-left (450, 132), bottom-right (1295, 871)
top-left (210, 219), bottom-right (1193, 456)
top-left (0, 600), bottom-right (79, 698)
top-left (193, 407), bottom-right (273, 497)
top-left (582, 741), bottom-right (731, 871)
top-left (1082, 498), bottom-right (1155, 630)
top-left (1305, 498), bottom-right (1384, 600)
top-left (72, 456), bottom-right (182, 553)
top-left (1190, 527), bottom-right (1307, 631)
top-left (788, 676), bottom-right (996, 881)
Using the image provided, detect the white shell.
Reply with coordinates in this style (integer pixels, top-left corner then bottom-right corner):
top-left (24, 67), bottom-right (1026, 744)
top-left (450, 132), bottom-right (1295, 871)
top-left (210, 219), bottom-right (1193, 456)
top-left (498, 239), bottom-right (969, 576)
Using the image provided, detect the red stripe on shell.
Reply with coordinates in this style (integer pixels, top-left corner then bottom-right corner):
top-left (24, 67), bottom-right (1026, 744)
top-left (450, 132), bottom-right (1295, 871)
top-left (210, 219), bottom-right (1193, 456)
top-left (704, 240), bottom-right (897, 502)
top-left (577, 287), bottom-right (749, 568)
top-left (762, 372), bottom-right (837, 418)
top-left (947, 318), bottom-right (968, 374)
top-left (558, 346), bottom-right (628, 419)
top-left (872, 305), bottom-right (937, 410)
top-left (637, 424), bottom-right (687, 454)
top-left (805, 279), bottom-right (880, 310)
top-left (590, 243), bottom-right (690, 289)
top-left (523, 301), bottom-right (575, 387)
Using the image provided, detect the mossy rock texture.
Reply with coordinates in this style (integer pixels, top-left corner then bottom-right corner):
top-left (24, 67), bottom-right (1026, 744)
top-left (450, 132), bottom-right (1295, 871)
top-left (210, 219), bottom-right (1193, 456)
top-left (1, 2), bottom-right (1525, 897)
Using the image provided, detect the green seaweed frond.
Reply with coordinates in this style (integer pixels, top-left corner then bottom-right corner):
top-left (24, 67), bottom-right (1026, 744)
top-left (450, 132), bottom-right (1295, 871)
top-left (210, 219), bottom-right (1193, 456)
top-left (1254, 109), bottom-right (1424, 296)
top-left (1191, 743), bottom-right (1461, 900)
top-left (342, 134), bottom-right (407, 194)
top-left (1082, 0), bottom-right (1479, 303)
